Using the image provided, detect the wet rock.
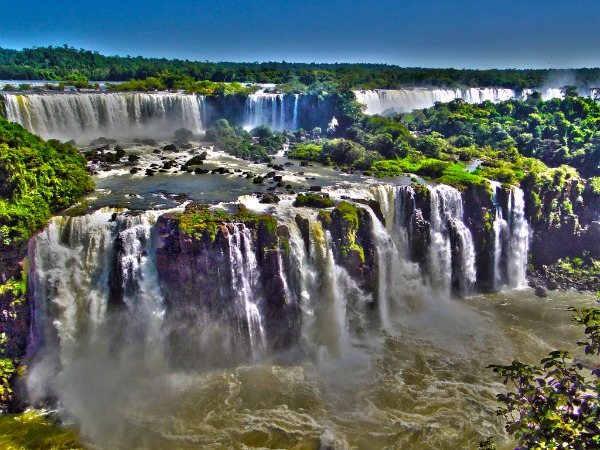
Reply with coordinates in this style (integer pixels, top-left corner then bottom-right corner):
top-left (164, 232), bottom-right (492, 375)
top-left (534, 285), bottom-right (548, 298)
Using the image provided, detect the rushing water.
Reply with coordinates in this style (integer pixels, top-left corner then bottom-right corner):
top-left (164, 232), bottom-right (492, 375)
top-left (490, 182), bottom-right (531, 291)
top-left (353, 88), bottom-right (564, 116)
top-left (3, 92), bottom-right (205, 142)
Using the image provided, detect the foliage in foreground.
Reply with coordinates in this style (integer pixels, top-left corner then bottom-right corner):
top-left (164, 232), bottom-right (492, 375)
top-left (485, 307), bottom-right (599, 449)
top-left (0, 117), bottom-right (94, 246)
top-left (0, 117), bottom-right (94, 408)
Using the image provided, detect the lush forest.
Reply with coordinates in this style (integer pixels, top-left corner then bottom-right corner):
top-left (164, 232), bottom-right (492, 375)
top-left (2, 45), bottom-right (600, 90)
top-left (0, 117), bottom-right (93, 408)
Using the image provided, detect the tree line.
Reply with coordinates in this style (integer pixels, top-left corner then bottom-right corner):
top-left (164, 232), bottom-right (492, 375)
top-left (2, 45), bottom-right (600, 90)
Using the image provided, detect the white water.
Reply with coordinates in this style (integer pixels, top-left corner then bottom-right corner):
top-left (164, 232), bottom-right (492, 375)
top-left (244, 93), bottom-right (296, 131)
top-left (507, 187), bottom-right (530, 288)
top-left (354, 87), bottom-right (564, 115)
top-left (228, 225), bottom-right (267, 359)
top-left (25, 184), bottom-right (537, 448)
top-left (428, 185), bottom-right (477, 297)
top-left (491, 181), bottom-right (509, 290)
top-left (3, 92), bottom-right (205, 142)
top-left (489, 183), bottom-right (530, 290)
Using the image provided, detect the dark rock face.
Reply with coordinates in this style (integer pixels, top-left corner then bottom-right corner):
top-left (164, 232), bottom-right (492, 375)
top-left (409, 209), bottom-right (430, 267)
top-left (462, 184), bottom-right (495, 292)
top-left (322, 202), bottom-right (377, 299)
top-left (0, 241), bottom-right (29, 412)
top-left (155, 214), bottom-right (300, 367)
top-left (522, 170), bottom-right (600, 268)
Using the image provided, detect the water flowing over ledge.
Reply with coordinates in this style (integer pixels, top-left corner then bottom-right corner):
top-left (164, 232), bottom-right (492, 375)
top-left (353, 88), bottom-right (563, 115)
top-left (1, 87), bottom-right (565, 141)
top-left (3, 92), bottom-right (206, 141)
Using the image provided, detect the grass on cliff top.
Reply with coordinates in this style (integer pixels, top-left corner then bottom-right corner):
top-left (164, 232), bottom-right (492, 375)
top-left (374, 156), bottom-right (489, 191)
top-left (177, 203), bottom-right (277, 240)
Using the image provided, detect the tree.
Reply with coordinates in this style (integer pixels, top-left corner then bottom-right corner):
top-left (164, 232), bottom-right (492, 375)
top-left (485, 307), bottom-right (600, 449)
top-left (561, 85), bottom-right (579, 98)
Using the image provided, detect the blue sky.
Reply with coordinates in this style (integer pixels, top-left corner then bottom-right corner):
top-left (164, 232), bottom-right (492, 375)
top-left (2, 0), bottom-right (599, 69)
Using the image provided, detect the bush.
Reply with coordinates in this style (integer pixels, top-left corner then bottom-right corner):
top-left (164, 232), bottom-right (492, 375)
top-left (293, 194), bottom-right (334, 208)
top-left (0, 118), bottom-right (94, 246)
top-left (487, 307), bottom-right (600, 449)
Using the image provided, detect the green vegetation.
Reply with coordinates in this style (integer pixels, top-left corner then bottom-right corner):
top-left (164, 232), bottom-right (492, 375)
top-left (206, 120), bottom-right (285, 162)
top-left (177, 203), bottom-right (279, 242)
top-left (0, 410), bottom-right (83, 449)
top-left (4, 45), bottom-right (600, 91)
top-left (107, 74), bottom-right (260, 96)
top-left (411, 95), bottom-right (600, 178)
top-left (373, 156), bottom-right (489, 191)
top-left (177, 204), bottom-right (230, 241)
top-left (293, 194), bottom-right (334, 208)
top-left (182, 153), bottom-right (207, 169)
top-left (486, 307), bottom-right (600, 449)
top-left (539, 256), bottom-right (600, 291)
top-left (288, 143), bottom-right (323, 161)
top-left (329, 201), bottom-right (366, 264)
top-left (0, 118), bottom-right (93, 410)
top-left (0, 118), bottom-right (94, 245)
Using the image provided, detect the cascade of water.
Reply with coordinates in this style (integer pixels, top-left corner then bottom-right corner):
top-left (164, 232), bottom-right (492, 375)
top-left (353, 88), bottom-right (518, 115)
top-left (507, 187), bottom-right (530, 288)
top-left (308, 221), bottom-right (350, 356)
top-left (284, 217), bottom-right (370, 357)
top-left (244, 93), bottom-right (287, 131)
top-left (227, 225), bottom-right (267, 359)
top-left (292, 94), bottom-right (299, 131)
top-left (2, 92), bottom-right (205, 141)
top-left (490, 181), bottom-right (509, 290)
top-left (279, 95), bottom-right (285, 130)
top-left (428, 185), bottom-right (476, 297)
top-left (27, 208), bottom-right (168, 404)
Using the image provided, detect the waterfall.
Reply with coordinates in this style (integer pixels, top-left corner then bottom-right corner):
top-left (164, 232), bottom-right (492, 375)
top-left (228, 225), bottom-right (267, 359)
top-left (27, 208), bottom-right (168, 400)
top-left (489, 183), bottom-right (530, 290)
top-left (428, 185), bottom-right (476, 297)
top-left (26, 183), bottom-right (527, 391)
top-left (244, 93), bottom-right (286, 131)
top-left (2, 92), bottom-right (205, 142)
top-left (353, 88), bottom-right (525, 115)
top-left (293, 220), bottom-right (351, 357)
top-left (490, 181), bottom-right (509, 290)
top-left (507, 187), bottom-right (530, 288)
top-left (292, 94), bottom-right (299, 131)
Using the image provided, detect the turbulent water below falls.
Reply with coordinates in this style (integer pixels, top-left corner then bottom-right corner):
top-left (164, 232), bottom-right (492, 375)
top-left (29, 288), bottom-right (596, 450)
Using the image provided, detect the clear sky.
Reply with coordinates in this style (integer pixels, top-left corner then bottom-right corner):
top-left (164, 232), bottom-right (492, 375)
top-left (2, 0), bottom-right (599, 69)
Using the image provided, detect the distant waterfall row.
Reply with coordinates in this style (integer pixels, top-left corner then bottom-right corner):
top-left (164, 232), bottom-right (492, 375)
top-left (2, 92), bottom-right (206, 142)
top-left (2, 87), bottom-right (565, 141)
top-left (1, 92), bottom-right (302, 141)
top-left (27, 183), bottom-right (530, 386)
top-left (353, 88), bottom-right (564, 115)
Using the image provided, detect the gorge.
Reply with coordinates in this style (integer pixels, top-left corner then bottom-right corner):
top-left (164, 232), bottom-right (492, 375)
top-left (0, 84), bottom-right (598, 449)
